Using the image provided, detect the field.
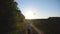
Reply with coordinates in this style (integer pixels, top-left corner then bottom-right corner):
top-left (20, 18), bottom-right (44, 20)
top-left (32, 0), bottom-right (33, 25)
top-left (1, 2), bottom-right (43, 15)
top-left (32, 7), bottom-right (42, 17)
top-left (27, 17), bottom-right (60, 34)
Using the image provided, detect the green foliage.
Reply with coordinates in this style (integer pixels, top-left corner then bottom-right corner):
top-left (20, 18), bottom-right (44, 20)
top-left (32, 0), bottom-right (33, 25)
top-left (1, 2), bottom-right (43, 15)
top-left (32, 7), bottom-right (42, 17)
top-left (0, 0), bottom-right (25, 34)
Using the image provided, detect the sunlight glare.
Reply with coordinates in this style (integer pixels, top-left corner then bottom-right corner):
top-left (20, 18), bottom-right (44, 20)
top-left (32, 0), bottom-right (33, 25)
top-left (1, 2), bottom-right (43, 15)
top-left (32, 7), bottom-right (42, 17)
top-left (25, 11), bottom-right (34, 19)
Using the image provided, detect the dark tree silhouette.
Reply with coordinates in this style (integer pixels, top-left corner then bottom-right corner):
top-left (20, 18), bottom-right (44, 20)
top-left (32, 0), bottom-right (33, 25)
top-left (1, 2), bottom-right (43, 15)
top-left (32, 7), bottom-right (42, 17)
top-left (0, 0), bottom-right (25, 34)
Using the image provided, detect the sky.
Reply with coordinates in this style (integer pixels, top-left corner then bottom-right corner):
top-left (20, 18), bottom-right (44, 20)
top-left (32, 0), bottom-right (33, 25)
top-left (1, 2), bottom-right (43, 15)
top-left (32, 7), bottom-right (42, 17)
top-left (15, 0), bottom-right (60, 19)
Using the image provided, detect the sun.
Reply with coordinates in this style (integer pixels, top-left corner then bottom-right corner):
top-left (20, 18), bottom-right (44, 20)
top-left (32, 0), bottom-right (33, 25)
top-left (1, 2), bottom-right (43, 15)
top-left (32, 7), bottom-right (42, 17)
top-left (25, 11), bottom-right (34, 19)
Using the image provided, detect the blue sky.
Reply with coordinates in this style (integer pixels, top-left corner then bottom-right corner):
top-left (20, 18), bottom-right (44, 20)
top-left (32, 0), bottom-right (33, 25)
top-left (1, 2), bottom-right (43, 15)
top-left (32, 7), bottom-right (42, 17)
top-left (15, 0), bottom-right (60, 19)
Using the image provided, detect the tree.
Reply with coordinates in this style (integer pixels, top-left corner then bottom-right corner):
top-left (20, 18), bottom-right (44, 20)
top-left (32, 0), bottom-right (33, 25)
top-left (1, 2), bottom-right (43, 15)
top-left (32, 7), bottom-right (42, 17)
top-left (0, 0), bottom-right (25, 34)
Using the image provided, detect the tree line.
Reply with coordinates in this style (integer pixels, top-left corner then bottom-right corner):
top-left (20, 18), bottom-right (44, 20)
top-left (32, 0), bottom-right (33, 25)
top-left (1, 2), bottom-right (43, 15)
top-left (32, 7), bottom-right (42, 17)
top-left (0, 0), bottom-right (25, 34)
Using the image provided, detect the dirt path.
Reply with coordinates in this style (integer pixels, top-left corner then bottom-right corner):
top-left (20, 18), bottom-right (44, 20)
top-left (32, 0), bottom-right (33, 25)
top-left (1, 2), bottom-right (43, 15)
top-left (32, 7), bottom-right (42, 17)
top-left (26, 23), bottom-right (43, 34)
top-left (31, 24), bottom-right (43, 34)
